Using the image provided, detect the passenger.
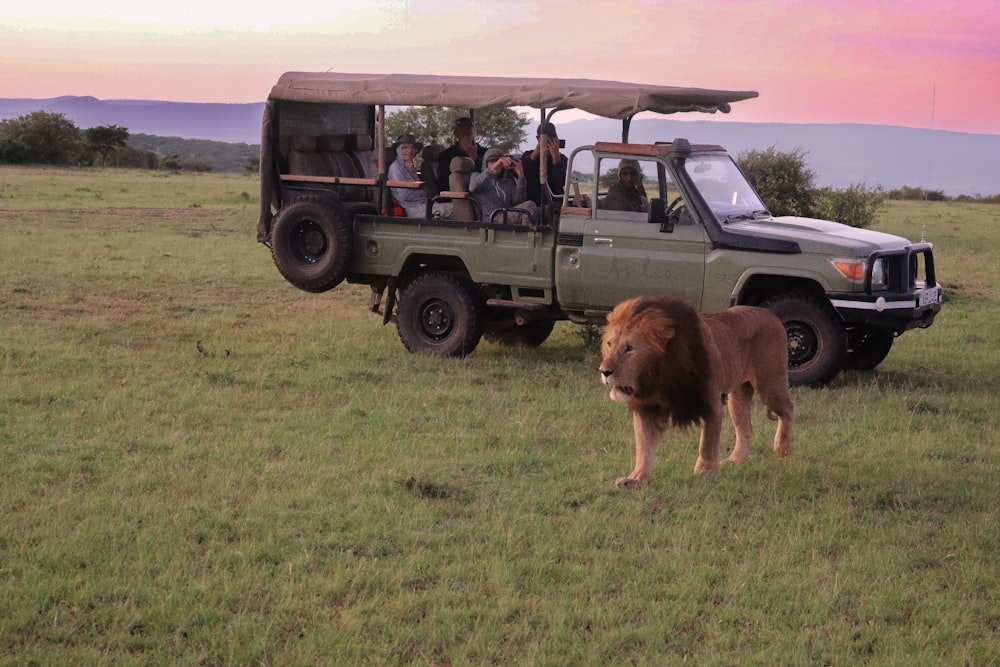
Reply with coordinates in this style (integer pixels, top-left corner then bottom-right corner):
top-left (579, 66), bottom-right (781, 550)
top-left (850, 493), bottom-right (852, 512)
top-left (436, 117), bottom-right (487, 194)
top-left (521, 122), bottom-right (568, 206)
top-left (387, 133), bottom-right (427, 218)
top-left (469, 148), bottom-right (539, 225)
top-left (601, 159), bottom-right (649, 212)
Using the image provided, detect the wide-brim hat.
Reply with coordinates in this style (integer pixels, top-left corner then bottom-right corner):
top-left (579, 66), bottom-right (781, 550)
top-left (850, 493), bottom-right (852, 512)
top-left (393, 133), bottom-right (423, 151)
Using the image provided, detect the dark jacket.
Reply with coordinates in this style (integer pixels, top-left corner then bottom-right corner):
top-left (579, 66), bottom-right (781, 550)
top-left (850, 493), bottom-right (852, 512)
top-left (520, 148), bottom-right (567, 205)
top-left (436, 142), bottom-right (486, 193)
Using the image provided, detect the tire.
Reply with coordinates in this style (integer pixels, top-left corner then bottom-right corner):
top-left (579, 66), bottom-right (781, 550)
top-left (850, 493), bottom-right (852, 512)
top-left (270, 196), bottom-right (352, 293)
top-left (762, 294), bottom-right (848, 388)
top-left (396, 273), bottom-right (484, 358)
top-left (845, 326), bottom-right (895, 371)
top-left (484, 317), bottom-right (555, 347)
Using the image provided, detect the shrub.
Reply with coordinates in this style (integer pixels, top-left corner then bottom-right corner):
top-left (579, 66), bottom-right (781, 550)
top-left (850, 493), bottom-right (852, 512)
top-left (0, 111), bottom-right (83, 165)
top-left (736, 146), bottom-right (815, 217)
top-left (888, 186), bottom-right (947, 201)
top-left (813, 184), bottom-right (887, 229)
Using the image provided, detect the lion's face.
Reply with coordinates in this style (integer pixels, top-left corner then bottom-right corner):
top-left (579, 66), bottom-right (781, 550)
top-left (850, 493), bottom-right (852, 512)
top-left (599, 298), bottom-right (676, 404)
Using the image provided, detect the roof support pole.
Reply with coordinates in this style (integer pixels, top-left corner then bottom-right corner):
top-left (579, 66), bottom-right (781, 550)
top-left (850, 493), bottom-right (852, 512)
top-left (539, 108), bottom-right (547, 196)
top-left (377, 104), bottom-right (386, 176)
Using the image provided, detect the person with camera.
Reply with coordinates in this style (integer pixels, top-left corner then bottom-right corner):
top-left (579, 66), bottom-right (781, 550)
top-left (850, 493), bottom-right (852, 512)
top-left (521, 122), bottom-right (568, 206)
top-left (469, 148), bottom-right (538, 225)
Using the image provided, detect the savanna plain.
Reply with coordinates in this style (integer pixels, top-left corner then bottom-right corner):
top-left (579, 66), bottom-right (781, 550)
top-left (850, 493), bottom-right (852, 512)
top-left (1, 166), bottom-right (998, 666)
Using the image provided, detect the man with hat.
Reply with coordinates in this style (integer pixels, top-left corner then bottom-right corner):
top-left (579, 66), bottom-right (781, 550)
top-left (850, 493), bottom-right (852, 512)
top-left (388, 132), bottom-right (427, 218)
top-left (436, 117), bottom-right (487, 194)
top-left (521, 122), bottom-right (568, 206)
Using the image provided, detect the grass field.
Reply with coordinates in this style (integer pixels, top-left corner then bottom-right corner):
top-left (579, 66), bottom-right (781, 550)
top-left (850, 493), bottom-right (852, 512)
top-left (1, 166), bottom-right (998, 665)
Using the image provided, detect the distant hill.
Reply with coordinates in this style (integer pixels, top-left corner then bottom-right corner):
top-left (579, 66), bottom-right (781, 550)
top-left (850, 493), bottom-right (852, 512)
top-left (2, 96), bottom-right (998, 195)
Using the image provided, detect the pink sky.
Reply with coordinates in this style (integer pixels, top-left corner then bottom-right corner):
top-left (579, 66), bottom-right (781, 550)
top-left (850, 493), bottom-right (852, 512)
top-left (2, 0), bottom-right (998, 134)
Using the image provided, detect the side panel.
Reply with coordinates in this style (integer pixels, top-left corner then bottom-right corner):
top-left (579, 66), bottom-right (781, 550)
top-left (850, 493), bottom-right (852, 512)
top-left (351, 216), bottom-right (556, 296)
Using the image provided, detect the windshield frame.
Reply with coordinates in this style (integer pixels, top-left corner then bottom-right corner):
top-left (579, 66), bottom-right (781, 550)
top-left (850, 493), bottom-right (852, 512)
top-left (682, 153), bottom-right (770, 224)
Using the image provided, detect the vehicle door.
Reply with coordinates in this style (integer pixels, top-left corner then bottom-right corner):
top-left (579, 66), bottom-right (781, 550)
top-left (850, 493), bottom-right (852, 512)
top-left (577, 156), bottom-right (707, 309)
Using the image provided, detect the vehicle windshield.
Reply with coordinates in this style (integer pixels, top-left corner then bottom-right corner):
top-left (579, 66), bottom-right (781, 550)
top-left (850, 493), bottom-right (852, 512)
top-left (683, 154), bottom-right (770, 222)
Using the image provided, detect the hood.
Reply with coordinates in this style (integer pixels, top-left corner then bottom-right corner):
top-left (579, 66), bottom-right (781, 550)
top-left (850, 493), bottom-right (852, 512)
top-left (726, 216), bottom-right (916, 256)
top-left (481, 148), bottom-right (504, 173)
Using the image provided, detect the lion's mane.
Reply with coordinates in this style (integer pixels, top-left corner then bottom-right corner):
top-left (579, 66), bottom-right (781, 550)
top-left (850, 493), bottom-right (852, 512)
top-left (604, 295), bottom-right (714, 429)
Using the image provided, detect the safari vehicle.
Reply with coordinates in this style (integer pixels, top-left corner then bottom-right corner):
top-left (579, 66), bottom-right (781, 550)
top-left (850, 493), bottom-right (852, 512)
top-left (257, 72), bottom-right (942, 387)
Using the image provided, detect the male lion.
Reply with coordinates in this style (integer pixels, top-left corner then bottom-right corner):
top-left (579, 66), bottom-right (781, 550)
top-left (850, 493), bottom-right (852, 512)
top-left (599, 295), bottom-right (794, 487)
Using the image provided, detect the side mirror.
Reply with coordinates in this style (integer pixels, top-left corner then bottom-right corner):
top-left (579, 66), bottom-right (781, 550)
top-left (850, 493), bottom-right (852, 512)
top-left (649, 198), bottom-right (673, 233)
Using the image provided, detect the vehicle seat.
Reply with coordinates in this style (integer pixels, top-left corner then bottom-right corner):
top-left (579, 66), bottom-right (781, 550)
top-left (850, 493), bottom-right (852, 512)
top-left (316, 135), bottom-right (364, 200)
top-left (448, 157), bottom-right (476, 221)
top-left (349, 134), bottom-right (375, 178)
top-left (419, 145), bottom-right (444, 198)
top-left (371, 146), bottom-right (397, 214)
top-left (287, 135), bottom-right (328, 177)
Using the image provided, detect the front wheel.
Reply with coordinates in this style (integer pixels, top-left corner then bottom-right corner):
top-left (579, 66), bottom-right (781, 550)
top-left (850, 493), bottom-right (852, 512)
top-left (396, 273), bottom-right (484, 358)
top-left (845, 326), bottom-right (895, 371)
top-left (762, 294), bottom-right (847, 388)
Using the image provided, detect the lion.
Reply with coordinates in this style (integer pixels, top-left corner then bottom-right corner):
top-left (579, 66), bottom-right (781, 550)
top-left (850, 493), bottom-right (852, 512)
top-left (599, 295), bottom-right (794, 487)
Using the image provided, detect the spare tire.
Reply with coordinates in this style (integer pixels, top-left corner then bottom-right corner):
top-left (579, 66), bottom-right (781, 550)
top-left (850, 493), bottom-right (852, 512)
top-left (270, 196), bottom-right (353, 293)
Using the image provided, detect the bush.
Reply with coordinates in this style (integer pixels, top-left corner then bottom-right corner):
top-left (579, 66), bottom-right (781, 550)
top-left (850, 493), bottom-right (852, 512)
top-left (888, 186), bottom-right (947, 201)
top-left (0, 111), bottom-right (83, 165)
top-left (736, 146), bottom-right (815, 217)
top-left (812, 184), bottom-right (886, 229)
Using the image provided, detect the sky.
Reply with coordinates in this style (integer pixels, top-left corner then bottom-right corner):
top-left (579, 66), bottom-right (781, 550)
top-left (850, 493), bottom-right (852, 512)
top-left (2, 0), bottom-right (999, 135)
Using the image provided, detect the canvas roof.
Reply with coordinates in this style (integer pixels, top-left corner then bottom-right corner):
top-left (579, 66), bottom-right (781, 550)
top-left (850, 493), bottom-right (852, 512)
top-left (269, 72), bottom-right (758, 119)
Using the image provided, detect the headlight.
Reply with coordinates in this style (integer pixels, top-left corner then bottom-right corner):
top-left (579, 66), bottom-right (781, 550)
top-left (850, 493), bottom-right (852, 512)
top-left (832, 259), bottom-right (865, 281)
top-left (870, 258), bottom-right (886, 290)
top-left (832, 258), bottom-right (887, 291)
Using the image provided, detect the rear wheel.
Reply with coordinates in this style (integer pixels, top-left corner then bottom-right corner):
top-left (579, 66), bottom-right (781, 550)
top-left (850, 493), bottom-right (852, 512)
top-left (270, 196), bottom-right (352, 293)
top-left (396, 273), bottom-right (484, 358)
top-left (845, 326), bottom-right (895, 371)
top-left (762, 294), bottom-right (847, 388)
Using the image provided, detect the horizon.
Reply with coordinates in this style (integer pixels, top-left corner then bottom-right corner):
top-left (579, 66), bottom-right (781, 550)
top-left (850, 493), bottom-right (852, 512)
top-left (5, 94), bottom-right (999, 141)
top-left (2, 1), bottom-right (999, 136)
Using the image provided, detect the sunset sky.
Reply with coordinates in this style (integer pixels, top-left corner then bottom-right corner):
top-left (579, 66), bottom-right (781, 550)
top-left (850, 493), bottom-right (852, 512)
top-left (2, 0), bottom-right (998, 135)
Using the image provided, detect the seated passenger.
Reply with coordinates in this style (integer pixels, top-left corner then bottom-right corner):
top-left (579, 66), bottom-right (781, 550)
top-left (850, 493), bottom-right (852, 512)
top-left (469, 148), bottom-right (538, 225)
top-left (387, 133), bottom-right (427, 218)
top-left (601, 159), bottom-right (649, 213)
top-left (436, 117), bottom-right (487, 194)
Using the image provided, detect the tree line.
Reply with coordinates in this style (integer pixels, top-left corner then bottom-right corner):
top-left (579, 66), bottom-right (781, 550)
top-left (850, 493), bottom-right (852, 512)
top-left (0, 110), bottom-right (258, 173)
top-left (4, 110), bottom-right (994, 225)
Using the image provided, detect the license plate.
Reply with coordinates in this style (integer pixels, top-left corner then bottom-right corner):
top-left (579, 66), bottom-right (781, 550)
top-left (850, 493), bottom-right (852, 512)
top-left (918, 286), bottom-right (940, 307)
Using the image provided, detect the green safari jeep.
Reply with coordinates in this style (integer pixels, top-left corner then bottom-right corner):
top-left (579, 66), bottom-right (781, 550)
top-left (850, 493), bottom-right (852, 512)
top-left (257, 72), bottom-right (942, 387)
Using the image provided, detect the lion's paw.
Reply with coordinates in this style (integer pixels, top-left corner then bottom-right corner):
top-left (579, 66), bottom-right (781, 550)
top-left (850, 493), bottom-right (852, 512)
top-left (693, 459), bottom-right (720, 475)
top-left (615, 476), bottom-right (645, 489)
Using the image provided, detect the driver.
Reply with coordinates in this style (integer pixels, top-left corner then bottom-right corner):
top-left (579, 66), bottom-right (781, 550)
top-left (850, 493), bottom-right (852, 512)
top-left (600, 159), bottom-right (649, 212)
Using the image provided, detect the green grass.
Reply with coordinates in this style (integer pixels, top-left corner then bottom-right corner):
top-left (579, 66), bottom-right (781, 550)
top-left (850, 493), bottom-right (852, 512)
top-left (2, 167), bottom-right (999, 665)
